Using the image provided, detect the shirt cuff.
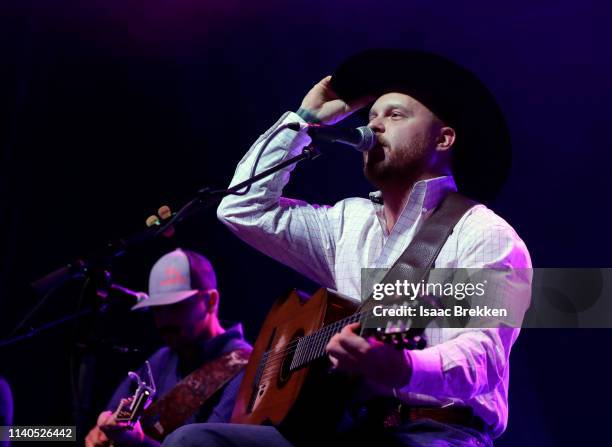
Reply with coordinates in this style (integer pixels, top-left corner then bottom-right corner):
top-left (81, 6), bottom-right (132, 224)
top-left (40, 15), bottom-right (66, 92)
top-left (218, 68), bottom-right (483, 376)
top-left (403, 347), bottom-right (444, 396)
top-left (276, 112), bottom-right (313, 158)
top-left (296, 107), bottom-right (321, 123)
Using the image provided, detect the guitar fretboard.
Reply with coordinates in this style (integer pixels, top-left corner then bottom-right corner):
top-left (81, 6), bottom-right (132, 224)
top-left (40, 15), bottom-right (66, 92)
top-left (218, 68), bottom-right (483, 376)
top-left (289, 311), bottom-right (368, 371)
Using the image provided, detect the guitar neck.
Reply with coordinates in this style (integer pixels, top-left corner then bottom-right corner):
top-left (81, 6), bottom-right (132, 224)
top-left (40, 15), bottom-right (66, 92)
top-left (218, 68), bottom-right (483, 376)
top-left (289, 311), bottom-right (367, 371)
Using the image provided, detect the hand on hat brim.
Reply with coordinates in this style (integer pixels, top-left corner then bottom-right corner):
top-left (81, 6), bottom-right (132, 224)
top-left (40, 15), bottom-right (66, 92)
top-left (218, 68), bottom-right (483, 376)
top-left (330, 49), bottom-right (512, 202)
top-left (300, 75), bottom-right (375, 125)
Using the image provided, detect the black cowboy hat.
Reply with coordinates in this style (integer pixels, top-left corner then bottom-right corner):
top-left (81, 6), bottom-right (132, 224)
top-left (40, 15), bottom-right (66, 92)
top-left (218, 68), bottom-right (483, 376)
top-left (330, 49), bottom-right (511, 203)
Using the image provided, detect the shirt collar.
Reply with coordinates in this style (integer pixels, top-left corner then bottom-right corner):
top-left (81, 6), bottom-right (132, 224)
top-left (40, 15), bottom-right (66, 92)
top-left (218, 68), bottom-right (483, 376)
top-left (369, 176), bottom-right (458, 231)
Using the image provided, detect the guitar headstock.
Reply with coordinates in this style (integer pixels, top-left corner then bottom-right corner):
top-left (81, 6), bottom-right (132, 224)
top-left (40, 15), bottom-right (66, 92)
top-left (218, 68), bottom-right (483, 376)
top-left (358, 293), bottom-right (448, 350)
top-left (115, 361), bottom-right (157, 426)
top-left (361, 324), bottom-right (427, 351)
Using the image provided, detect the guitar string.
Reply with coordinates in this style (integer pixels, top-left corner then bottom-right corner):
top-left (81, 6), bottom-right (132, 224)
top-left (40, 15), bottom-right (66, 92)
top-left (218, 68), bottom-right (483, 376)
top-left (257, 305), bottom-right (418, 383)
top-left (256, 312), bottom-right (369, 382)
top-left (256, 309), bottom-right (395, 382)
top-left (259, 296), bottom-right (420, 370)
top-left (256, 310), bottom-right (369, 367)
top-left (258, 313), bottom-right (426, 384)
top-left (257, 310), bottom-right (368, 370)
top-left (256, 311), bottom-right (386, 383)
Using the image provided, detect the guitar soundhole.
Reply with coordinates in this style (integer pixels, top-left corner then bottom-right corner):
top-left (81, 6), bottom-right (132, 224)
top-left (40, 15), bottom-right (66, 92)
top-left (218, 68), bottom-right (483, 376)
top-left (277, 330), bottom-right (304, 388)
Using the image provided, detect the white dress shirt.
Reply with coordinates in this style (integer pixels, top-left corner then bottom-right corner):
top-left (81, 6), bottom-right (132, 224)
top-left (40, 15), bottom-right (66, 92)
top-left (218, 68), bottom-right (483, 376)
top-left (217, 112), bottom-right (532, 438)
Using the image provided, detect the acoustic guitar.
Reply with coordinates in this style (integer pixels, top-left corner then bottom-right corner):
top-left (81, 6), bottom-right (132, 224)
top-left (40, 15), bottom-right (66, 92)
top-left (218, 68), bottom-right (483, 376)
top-left (231, 288), bottom-right (426, 441)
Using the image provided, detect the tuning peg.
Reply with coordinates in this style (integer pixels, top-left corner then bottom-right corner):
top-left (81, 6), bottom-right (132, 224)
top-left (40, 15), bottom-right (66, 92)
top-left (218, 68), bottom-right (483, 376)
top-left (158, 205), bottom-right (172, 220)
top-left (415, 335), bottom-right (427, 350)
top-left (155, 205), bottom-right (175, 237)
top-left (399, 334), bottom-right (427, 351)
top-left (145, 215), bottom-right (160, 227)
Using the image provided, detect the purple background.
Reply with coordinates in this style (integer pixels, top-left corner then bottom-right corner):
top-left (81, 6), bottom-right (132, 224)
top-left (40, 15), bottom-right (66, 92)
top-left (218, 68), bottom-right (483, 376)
top-left (1, 1), bottom-right (611, 445)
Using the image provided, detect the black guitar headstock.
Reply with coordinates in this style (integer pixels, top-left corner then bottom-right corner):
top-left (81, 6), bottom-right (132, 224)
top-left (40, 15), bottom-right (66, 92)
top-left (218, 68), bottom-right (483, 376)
top-left (362, 325), bottom-right (427, 351)
top-left (115, 361), bottom-right (157, 426)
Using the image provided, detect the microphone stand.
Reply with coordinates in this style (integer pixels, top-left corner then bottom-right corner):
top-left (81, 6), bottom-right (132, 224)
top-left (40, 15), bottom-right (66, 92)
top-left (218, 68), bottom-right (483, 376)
top-left (5, 144), bottom-right (321, 345)
top-left (0, 309), bottom-right (93, 348)
top-left (4, 125), bottom-right (321, 441)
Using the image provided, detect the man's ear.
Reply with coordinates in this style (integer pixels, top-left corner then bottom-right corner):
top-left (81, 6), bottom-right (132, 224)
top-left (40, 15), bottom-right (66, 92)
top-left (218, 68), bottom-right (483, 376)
top-left (204, 289), bottom-right (219, 314)
top-left (436, 126), bottom-right (456, 151)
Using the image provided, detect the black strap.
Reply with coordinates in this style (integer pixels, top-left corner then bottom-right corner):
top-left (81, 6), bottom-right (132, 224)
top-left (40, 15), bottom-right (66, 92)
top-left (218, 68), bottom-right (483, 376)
top-left (361, 191), bottom-right (479, 307)
top-left (357, 192), bottom-right (480, 425)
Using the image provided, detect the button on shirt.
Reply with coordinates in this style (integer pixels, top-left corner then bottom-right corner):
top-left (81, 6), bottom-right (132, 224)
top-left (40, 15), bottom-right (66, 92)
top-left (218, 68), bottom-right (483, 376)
top-left (217, 112), bottom-right (532, 438)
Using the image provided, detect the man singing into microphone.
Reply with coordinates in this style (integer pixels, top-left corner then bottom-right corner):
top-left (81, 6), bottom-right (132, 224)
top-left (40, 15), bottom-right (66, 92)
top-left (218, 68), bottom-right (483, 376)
top-left (164, 49), bottom-right (531, 446)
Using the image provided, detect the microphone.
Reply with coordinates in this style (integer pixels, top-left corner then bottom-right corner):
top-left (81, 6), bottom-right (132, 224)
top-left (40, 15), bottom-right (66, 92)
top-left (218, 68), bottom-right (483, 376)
top-left (109, 283), bottom-right (149, 304)
top-left (289, 122), bottom-right (376, 152)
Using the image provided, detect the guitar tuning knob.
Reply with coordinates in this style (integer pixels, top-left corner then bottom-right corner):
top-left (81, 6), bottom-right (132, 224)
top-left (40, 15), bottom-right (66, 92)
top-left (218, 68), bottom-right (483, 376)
top-left (405, 335), bottom-right (426, 350)
top-left (147, 205), bottom-right (175, 237)
top-left (146, 215), bottom-right (160, 227)
top-left (158, 205), bottom-right (172, 220)
top-left (415, 336), bottom-right (427, 350)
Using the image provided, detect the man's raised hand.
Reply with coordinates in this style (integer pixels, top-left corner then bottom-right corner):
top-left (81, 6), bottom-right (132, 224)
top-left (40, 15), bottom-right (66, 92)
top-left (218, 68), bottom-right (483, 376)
top-left (299, 75), bottom-right (373, 125)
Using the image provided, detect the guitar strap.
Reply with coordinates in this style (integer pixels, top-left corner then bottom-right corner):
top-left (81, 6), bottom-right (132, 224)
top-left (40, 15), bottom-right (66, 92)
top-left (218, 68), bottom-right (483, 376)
top-left (140, 347), bottom-right (252, 441)
top-left (361, 191), bottom-right (479, 307)
top-left (357, 192), bottom-right (480, 428)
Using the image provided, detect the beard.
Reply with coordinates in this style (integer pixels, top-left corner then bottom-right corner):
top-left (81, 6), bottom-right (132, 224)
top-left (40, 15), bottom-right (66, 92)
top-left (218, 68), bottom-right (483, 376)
top-left (363, 140), bottom-right (430, 190)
